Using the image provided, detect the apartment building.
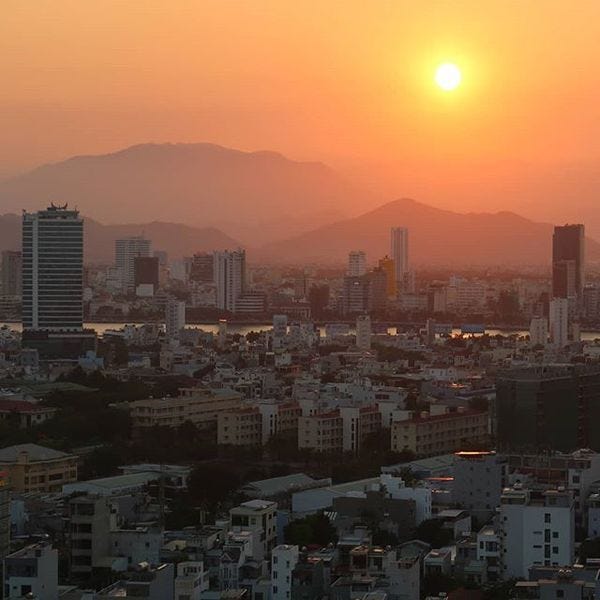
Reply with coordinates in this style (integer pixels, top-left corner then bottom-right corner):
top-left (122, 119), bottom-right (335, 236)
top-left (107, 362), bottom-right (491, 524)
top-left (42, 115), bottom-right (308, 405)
top-left (256, 401), bottom-right (302, 444)
top-left (217, 407), bottom-right (262, 447)
top-left (391, 410), bottom-right (488, 457)
top-left (229, 500), bottom-right (277, 560)
top-left (499, 486), bottom-right (575, 580)
top-left (0, 444), bottom-right (77, 493)
top-left (4, 543), bottom-right (57, 600)
top-left (129, 388), bottom-right (243, 431)
top-left (271, 544), bottom-right (299, 600)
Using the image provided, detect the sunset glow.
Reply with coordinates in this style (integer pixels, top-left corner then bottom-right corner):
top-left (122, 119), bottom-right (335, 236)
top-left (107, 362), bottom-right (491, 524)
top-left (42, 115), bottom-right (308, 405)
top-left (435, 63), bottom-right (461, 91)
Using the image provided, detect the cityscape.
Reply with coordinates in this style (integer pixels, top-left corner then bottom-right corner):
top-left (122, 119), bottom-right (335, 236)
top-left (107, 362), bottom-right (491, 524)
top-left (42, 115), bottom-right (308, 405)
top-left (3, 3), bottom-right (600, 600)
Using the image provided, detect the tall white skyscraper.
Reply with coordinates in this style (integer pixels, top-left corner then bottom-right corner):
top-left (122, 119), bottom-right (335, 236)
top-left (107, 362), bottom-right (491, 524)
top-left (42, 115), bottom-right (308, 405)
top-left (214, 249), bottom-right (246, 312)
top-left (348, 250), bottom-right (367, 276)
top-left (549, 297), bottom-right (569, 348)
top-left (22, 205), bottom-right (83, 331)
top-left (391, 227), bottom-right (409, 289)
top-left (115, 237), bottom-right (151, 292)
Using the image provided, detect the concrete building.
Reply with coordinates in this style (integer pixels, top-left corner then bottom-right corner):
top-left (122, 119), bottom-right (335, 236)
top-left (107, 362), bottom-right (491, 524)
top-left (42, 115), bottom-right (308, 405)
top-left (175, 561), bottom-right (209, 600)
top-left (217, 406), bottom-right (262, 447)
top-left (378, 256), bottom-right (397, 299)
top-left (0, 444), bottom-right (77, 493)
top-left (499, 486), bottom-right (575, 580)
top-left (529, 317), bottom-right (548, 347)
top-left (271, 544), bottom-right (299, 600)
top-left (214, 249), bottom-right (246, 313)
top-left (496, 366), bottom-right (600, 452)
top-left (356, 315), bottom-right (372, 351)
top-left (165, 297), bottom-right (186, 340)
top-left (3, 543), bottom-right (58, 600)
top-left (391, 410), bottom-right (488, 457)
top-left (348, 251), bottom-right (367, 277)
top-left (1, 250), bottom-right (22, 298)
top-left (0, 471), bottom-right (8, 564)
top-left (550, 297), bottom-right (569, 348)
top-left (115, 236), bottom-right (152, 292)
top-left (133, 256), bottom-right (159, 295)
top-left (96, 563), bottom-right (174, 600)
top-left (230, 500), bottom-right (277, 560)
top-left (552, 224), bottom-right (585, 300)
top-left (452, 451), bottom-right (507, 518)
top-left (391, 227), bottom-right (409, 291)
top-left (129, 388), bottom-right (243, 431)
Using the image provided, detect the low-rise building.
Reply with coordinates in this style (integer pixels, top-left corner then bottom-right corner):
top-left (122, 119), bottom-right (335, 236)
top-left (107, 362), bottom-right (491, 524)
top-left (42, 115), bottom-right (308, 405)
top-left (229, 500), bottom-right (278, 560)
top-left (0, 444), bottom-right (77, 493)
top-left (217, 407), bottom-right (262, 447)
top-left (4, 543), bottom-right (58, 600)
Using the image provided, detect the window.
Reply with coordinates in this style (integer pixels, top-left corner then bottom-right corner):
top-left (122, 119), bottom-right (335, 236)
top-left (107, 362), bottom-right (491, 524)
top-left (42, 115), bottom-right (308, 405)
top-left (553, 546), bottom-right (559, 554)
top-left (557, 590), bottom-right (565, 598)
top-left (544, 513), bottom-right (551, 523)
top-left (553, 532), bottom-right (559, 539)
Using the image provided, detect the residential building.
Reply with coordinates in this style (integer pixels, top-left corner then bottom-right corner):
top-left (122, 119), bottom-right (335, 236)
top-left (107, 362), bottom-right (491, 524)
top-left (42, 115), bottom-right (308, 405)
top-left (452, 451), bottom-right (507, 518)
top-left (115, 236), bottom-right (152, 292)
top-left (229, 500), bottom-right (277, 560)
top-left (378, 255), bottom-right (397, 298)
top-left (3, 543), bottom-right (58, 600)
top-left (96, 563), bottom-right (174, 600)
top-left (550, 297), bottom-right (569, 348)
top-left (356, 314), bottom-right (372, 350)
top-left (133, 256), bottom-right (159, 295)
top-left (189, 252), bottom-right (214, 283)
top-left (214, 249), bottom-right (246, 312)
top-left (129, 389), bottom-right (243, 431)
top-left (0, 399), bottom-right (56, 428)
top-left (165, 297), bottom-right (186, 340)
top-left (348, 251), bottom-right (367, 277)
top-left (498, 487), bottom-right (575, 580)
top-left (529, 317), bottom-right (548, 347)
top-left (271, 544), bottom-right (299, 600)
top-left (552, 224), bottom-right (585, 300)
top-left (0, 471), bottom-right (8, 563)
top-left (0, 444), bottom-right (77, 493)
top-left (175, 561), bottom-right (209, 600)
top-left (391, 410), bottom-right (489, 457)
top-left (217, 407), bottom-right (262, 446)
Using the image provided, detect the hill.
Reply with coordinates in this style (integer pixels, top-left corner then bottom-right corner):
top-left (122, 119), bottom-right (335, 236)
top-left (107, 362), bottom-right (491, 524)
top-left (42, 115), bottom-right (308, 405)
top-left (0, 143), bottom-right (364, 243)
top-left (0, 214), bottom-right (239, 262)
top-left (258, 198), bottom-right (600, 265)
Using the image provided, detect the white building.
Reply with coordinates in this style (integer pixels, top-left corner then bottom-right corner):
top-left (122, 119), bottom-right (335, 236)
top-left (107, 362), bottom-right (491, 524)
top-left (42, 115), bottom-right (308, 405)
top-left (272, 314), bottom-right (288, 350)
top-left (229, 500), bottom-right (277, 560)
top-left (115, 236), bottom-right (151, 293)
top-left (391, 227), bottom-right (409, 286)
top-left (348, 250), bottom-right (367, 277)
top-left (356, 314), bottom-right (372, 350)
top-left (214, 249), bottom-right (246, 312)
top-left (4, 543), bottom-right (58, 600)
top-left (174, 561), bottom-right (209, 600)
top-left (165, 297), bottom-right (186, 340)
top-left (271, 544), bottom-right (299, 600)
top-left (550, 297), bottom-right (569, 348)
top-left (499, 487), bottom-right (574, 580)
top-left (529, 317), bottom-right (549, 347)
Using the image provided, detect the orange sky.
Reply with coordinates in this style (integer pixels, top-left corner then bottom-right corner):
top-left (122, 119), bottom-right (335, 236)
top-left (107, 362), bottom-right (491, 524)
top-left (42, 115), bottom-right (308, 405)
top-left (2, 1), bottom-right (600, 221)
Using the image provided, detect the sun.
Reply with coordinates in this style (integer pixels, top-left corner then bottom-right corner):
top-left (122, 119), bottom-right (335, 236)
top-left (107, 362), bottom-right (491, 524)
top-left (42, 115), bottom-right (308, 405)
top-left (435, 63), bottom-right (461, 91)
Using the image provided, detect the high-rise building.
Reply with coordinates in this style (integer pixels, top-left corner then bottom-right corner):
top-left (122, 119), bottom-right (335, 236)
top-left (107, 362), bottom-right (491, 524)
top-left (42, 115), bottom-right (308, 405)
top-left (549, 297), bottom-right (569, 348)
top-left (214, 249), bottom-right (246, 312)
top-left (348, 250), bottom-right (367, 276)
top-left (552, 224), bottom-right (584, 299)
top-left (115, 236), bottom-right (152, 292)
top-left (134, 256), bottom-right (159, 294)
top-left (189, 252), bottom-right (214, 283)
top-left (356, 315), bottom-right (372, 350)
top-left (378, 255), bottom-right (397, 298)
top-left (1, 250), bottom-right (22, 298)
top-left (165, 297), bottom-right (186, 340)
top-left (22, 205), bottom-right (83, 331)
top-left (529, 317), bottom-right (548, 347)
top-left (391, 227), bottom-right (409, 290)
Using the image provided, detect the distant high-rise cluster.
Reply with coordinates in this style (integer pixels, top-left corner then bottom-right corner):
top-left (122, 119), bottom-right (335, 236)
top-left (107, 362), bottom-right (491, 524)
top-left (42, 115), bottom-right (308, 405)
top-left (347, 250), bottom-right (367, 277)
top-left (115, 236), bottom-right (152, 293)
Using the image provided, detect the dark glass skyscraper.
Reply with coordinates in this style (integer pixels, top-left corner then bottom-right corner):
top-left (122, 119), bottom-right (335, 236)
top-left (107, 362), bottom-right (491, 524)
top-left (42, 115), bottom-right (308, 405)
top-left (22, 205), bottom-right (83, 331)
top-left (552, 224), bottom-right (584, 299)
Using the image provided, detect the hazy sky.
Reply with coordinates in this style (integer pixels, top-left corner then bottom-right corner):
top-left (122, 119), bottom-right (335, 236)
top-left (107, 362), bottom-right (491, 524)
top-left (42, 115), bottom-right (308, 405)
top-left (3, 1), bottom-right (600, 220)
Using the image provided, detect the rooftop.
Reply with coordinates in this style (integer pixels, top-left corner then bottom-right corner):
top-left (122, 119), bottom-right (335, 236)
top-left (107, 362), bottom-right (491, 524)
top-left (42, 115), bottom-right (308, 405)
top-left (0, 443), bottom-right (73, 463)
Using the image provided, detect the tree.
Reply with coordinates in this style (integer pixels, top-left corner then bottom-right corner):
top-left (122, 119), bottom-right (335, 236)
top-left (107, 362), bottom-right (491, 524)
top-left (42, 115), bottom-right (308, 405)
top-left (415, 518), bottom-right (453, 548)
top-left (187, 464), bottom-right (240, 512)
top-left (284, 513), bottom-right (338, 547)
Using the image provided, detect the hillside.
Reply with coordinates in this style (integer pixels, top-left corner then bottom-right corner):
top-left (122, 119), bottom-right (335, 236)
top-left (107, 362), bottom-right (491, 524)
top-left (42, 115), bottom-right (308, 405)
top-left (258, 198), bottom-right (600, 265)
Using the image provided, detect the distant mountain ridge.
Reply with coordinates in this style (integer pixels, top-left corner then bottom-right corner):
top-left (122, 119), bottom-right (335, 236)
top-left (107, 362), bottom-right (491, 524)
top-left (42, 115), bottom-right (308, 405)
top-left (257, 198), bottom-right (600, 265)
top-left (0, 143), bottom-right (366, 243)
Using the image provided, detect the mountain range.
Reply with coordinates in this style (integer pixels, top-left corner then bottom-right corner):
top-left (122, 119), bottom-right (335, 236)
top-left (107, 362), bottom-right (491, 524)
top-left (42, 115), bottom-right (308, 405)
top-left (0, 198), bottom-right (596, 265)
top-left (0, 143), bottom-right (367, 244)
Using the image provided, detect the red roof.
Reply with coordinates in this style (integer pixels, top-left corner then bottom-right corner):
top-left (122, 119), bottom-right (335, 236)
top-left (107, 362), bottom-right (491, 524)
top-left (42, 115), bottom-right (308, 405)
top-left (0, 399), bottom-right (54, 414)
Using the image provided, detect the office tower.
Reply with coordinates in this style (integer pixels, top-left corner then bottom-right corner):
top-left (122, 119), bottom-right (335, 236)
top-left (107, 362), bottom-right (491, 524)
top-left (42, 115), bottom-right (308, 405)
top-left (498, 487), bottom-right (574, 580)
top-left (378, 255), bottom-right (397, 298)
top-left (348, 250), bottom-right (367, 277)
top-left (356, 314), bottom-right (372, 350)
top-left (549, 297), bottom-right (569, 348)
top-left (391, 227), bottom-right (409, 290)
top-left (134, 256), bottom-right (159, 295)
top-left (165, 297), bottom-right (186, 340)
top-left (189, 252), bottom-right (214, 283)
top-left (22, 205), bottom-right (83, 331)
top-left (552, 224), bottom-right (584, 299)
top-left (496, 365), bottom-right (600, 452)
top-left (115, 236), bottom-right (151, 292)
top-left (214, 249), bottom-right (246, 312)
top-left (529, 317), bottom-right (548, 347)
top-left (1, 250), bottom-right (22, 297)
